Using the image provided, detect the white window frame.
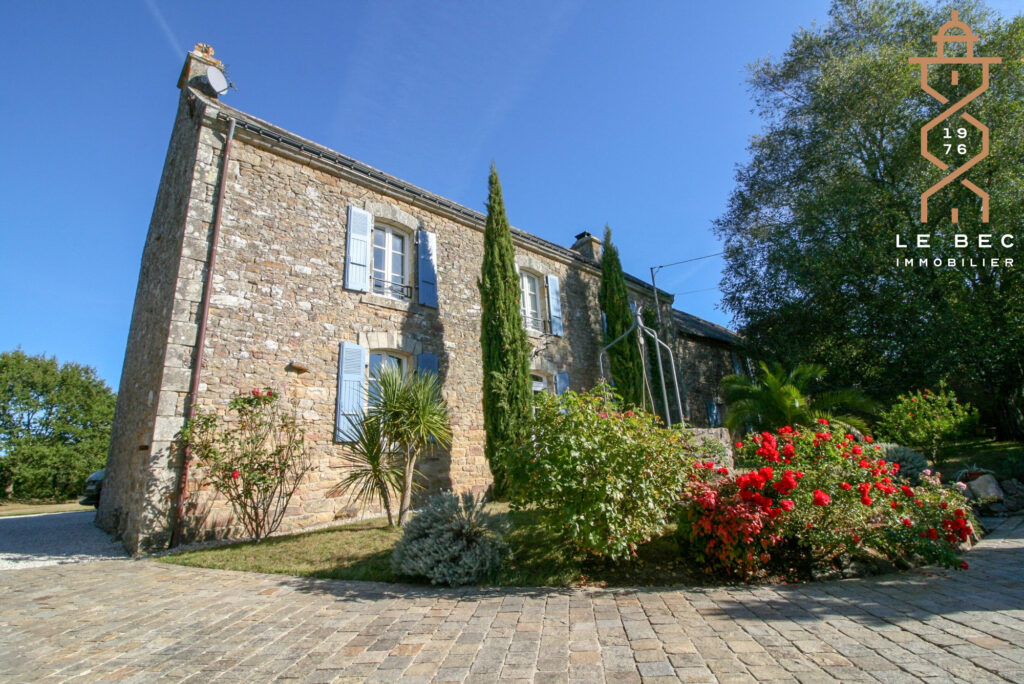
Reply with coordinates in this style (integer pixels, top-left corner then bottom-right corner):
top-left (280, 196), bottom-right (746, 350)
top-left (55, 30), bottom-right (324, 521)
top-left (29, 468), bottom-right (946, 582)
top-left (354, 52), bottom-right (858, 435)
top-left (368, 350), bottom-right (408, 406)
top-left (519, 270), bottom-right (545, 332)
top-left (372, 224), bottom-right (412, 301)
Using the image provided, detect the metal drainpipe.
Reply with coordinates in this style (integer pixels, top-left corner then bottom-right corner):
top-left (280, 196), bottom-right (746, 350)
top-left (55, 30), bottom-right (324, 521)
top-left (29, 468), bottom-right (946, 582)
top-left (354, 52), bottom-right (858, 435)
top-left (170, 116), bottom-right (236, 548)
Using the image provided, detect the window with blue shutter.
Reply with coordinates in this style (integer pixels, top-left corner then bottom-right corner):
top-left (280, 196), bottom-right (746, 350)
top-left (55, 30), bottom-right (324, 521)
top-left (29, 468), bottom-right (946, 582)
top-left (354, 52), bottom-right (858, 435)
top-left (335, 342), bottom-right (367, 441)
top-left (706, 401), bottom-right (722, 428)
top-left (546, 274), bottom-right (563, 336)
top-left (417, 230), bottom-right (438, 308)
top-left (344, 205), bottom-right (372, 292)
top-left (555, 372), bottom-right (569, 395)
top-left (417, 352), bottom-right (439, 377)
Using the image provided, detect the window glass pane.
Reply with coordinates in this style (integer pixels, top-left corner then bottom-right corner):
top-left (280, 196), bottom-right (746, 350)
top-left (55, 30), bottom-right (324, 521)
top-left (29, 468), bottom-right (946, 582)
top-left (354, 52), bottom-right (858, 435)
top-left (374, 247), bottom-right (385, 271)
top-left (392, 252), bottom-right (404, 280)
top-left (392, 233), bottom-right (404, 254)
top-left (374, 230), bottom-right (386, 248)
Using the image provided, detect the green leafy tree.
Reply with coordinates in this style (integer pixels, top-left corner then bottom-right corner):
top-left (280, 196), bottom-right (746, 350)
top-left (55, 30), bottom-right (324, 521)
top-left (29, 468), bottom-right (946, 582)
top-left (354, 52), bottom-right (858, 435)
top-left (876, 385), bottom-right (979, 467)
top-left (478, 165), bottom-right (532, 494)
top-left (368, 364), bottom-right (452, 526)
top-left (713, 0), bottom-right (1024, 439)
top-left (722, 362), bottom-right (875, 434)
top-left (599, 226), bottom-right (645, 408)
top-left (0, 350), bottom-right (115, 500)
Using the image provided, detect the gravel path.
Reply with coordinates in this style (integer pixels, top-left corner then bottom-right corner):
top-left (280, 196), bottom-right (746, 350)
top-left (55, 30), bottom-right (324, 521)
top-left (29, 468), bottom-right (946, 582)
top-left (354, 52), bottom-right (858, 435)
top-left (0, 510), bottom-right (127, 569)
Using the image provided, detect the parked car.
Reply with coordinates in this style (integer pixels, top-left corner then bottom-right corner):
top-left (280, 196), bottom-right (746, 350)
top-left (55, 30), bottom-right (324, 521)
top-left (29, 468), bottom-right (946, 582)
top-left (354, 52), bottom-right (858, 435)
top-left (79, 469), bottom-right (105, 508)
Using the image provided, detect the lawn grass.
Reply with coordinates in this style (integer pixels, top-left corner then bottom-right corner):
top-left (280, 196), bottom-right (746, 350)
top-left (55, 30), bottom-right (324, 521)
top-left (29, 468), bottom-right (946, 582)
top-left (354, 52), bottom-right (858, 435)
top-left (159, 504), bottom-right (708, 588)
top-left (935, 437), bottom-right (1024, 481)
top-left (162, 519), bottom-right (404, 582)
top-left (0, 501), bottom-right (86, 518)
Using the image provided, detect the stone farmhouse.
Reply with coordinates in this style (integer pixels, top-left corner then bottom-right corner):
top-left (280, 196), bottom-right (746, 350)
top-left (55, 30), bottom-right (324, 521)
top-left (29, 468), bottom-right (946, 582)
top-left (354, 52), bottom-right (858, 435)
top-left (97, 46), bottom-right (744, 553)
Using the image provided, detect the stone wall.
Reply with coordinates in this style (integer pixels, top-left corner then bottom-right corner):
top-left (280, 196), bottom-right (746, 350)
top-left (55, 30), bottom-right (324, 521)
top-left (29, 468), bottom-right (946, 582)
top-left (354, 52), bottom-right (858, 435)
top-left (674, 335), bottom-right (740, 429)
top-left (96, 88), bottom-right (206, 551)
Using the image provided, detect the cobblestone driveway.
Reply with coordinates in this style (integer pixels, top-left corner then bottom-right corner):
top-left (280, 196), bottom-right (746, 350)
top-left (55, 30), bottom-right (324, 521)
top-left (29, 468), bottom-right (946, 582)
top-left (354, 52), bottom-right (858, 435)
top-left (2, 518), bottom-right (1023, 683)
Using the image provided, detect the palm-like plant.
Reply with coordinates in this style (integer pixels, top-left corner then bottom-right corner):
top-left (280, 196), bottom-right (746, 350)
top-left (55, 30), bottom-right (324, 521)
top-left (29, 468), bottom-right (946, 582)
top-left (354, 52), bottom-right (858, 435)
top-left (721, 361), bottom-right (875, 434)
top-left (368, 364), bottom-right (452, 526)
top-left (331, 414), bottom-right (403, 527)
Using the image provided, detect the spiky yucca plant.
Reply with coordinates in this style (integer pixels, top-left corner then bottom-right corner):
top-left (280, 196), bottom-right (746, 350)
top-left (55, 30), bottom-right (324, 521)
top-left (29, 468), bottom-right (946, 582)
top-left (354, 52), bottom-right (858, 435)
top-left (369, 364), bottom-right (452, 525)
top-left (331, 414), bottom-right (403, 527)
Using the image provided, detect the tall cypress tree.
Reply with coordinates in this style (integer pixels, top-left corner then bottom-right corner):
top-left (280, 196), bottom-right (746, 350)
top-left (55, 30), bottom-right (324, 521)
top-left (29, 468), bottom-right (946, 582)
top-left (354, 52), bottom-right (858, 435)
top-left (478, 165), bottom-right (532, 495)
top-left (599, 225), bottom-right (645, 408)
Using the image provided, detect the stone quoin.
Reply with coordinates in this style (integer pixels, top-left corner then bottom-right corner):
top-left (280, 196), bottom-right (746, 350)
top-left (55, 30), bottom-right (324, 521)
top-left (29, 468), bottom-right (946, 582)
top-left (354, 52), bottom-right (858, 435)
top-left (97, 45), bottom-right (745, 553)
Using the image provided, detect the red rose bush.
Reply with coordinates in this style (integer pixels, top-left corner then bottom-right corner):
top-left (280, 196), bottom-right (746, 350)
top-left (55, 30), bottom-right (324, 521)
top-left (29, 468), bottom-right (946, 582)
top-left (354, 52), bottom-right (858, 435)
top-left (677, 421), bottom-right (977, 580)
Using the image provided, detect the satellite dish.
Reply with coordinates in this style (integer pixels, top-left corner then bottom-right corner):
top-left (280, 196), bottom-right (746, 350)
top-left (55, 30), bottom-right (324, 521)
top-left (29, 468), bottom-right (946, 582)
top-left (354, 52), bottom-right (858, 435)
top-left (205, 66), bottom-right (230, 95)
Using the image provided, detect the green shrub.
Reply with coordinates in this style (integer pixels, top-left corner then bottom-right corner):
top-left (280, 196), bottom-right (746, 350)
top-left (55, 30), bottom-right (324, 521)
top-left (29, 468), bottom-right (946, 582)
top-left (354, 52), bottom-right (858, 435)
top-left (876, 385), bottom-right (978, 466)
top-left (391, 492), bottom-right (508, 586)
top-left (874, 443), bottom-right (928, 484)
top-left (507, 385), bottom-right (702, 560)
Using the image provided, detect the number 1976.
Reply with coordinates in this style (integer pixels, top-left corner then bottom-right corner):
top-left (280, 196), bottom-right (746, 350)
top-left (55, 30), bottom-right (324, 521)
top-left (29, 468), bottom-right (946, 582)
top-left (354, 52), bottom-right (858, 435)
top-left (943, 126), bottom-right (968, 155)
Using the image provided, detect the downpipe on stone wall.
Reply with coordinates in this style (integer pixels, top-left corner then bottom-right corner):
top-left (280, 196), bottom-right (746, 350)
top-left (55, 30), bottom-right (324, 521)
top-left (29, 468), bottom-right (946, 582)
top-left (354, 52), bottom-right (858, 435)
top-left (170, 116), bottom-right (236, 548)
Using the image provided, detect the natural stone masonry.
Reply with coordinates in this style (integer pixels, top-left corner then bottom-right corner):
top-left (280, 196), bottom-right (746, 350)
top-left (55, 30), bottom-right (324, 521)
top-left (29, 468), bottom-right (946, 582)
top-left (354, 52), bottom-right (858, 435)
top-left (100, 46), bottom-right (743, 553)
top-left (2, 517), bottom-right (1023, 682)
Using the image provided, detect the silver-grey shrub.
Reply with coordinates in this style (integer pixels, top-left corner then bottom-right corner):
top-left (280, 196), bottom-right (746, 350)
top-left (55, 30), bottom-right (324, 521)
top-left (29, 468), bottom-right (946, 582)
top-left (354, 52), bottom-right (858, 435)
top-left (875, 443), bottom-right (929, 483)
top-left (391, 491), bottom-right (508, 586)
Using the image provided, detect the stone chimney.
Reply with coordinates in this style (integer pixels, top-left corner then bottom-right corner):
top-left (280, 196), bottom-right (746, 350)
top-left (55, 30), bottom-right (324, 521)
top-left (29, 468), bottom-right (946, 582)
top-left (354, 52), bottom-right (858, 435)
top-left (176, 43), bottom-right (226, 98)
top-left (570, 231), bottom-right (603, 263)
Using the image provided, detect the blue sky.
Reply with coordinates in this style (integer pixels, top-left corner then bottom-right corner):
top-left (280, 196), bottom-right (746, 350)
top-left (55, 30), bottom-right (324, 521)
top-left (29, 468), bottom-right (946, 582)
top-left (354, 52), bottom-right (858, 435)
top-left (3, 1), bottom-right (1018, 390)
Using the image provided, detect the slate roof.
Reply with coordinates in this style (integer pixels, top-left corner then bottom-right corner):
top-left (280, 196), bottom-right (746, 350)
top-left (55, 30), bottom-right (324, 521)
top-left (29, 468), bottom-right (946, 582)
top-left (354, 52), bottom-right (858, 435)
top-left (193, 89), bottom-right (740, 348)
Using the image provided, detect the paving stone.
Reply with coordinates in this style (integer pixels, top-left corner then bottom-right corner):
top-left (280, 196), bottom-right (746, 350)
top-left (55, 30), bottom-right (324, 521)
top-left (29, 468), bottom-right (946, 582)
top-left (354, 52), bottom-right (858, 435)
top-left (3, 517), bottom-right (1024, 682)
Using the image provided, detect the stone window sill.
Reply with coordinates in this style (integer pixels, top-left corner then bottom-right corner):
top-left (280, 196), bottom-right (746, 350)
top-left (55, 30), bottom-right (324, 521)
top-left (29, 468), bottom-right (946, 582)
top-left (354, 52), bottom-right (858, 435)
top-left (360, 293), bottom-right (416, 312)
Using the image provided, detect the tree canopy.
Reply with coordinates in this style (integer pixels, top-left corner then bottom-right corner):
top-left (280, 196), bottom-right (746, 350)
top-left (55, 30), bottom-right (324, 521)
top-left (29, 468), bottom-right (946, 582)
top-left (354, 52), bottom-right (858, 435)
top-left (0, 349), bottom-right (116, 499)
top-left (715, 0), bottom-right (1024, 438)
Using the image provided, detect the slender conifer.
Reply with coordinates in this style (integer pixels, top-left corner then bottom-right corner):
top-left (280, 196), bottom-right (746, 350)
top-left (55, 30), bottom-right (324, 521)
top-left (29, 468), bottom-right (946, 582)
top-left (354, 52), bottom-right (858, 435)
top-left (478, 165), bottom-right (532, 494)
top-left (599, 225), bottom-right (645, 408)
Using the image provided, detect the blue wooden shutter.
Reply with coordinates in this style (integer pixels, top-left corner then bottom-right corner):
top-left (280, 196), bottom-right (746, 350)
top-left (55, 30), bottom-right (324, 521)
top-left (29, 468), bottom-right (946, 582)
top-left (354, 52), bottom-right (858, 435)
top-left (335, 341), bottom-right (367, 441)
top-left (546, 274), bottom-right (563, 336)
top-left (417, 352), bottom-right (439, 377)
top-left (344, 206), bottom-right (372, 292)
top-left (555, 372), bottom-right (569, 395)
top-left (417, 230), bottom-right (438, 307)
top-left (706, 401), bottom-right (721, 428)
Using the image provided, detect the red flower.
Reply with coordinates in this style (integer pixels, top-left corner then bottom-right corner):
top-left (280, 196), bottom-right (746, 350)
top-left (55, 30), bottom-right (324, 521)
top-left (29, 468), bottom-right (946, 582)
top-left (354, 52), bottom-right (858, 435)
top-left (902, 517), bottom-right (912, 527)
top-left (940, 502), bottom-right (948, 509)
top-left (840, 482), bottom-right (852, 490)
top-left (852, 445), bottom-right (863, 456)
top-left (901, 485), bottom-right (914, 497)
top-left (251, 389), bottom-right (259, 395)
top-left (812, 490), bottom-right (831, 506)
top-left (865, 436), bottom-right (874, 443)
top-left (780, 499), bottom-right (795, 511)
top-left (960, 561), bottom-right (969, 570)
top-left (954, 508), bottom-right (966, 519)
top-left (908, 412), bottom-right (914, 418)
top-left (861, 495), bottom-right (873, 506)
top-left (927, 528), bottom-right (938, 539)
top-left (817, 418), bottom-right (829, 425)
top-left (598, 412), bottom-right (609, 418)
top-left (735, 442), bottom-right (744, 449)
top-left (232, 469), bottom-right (240, 480)
top-left (266, 390), bottom-right (273, 397)
top-left (717, 467), bottom-right (729, 475)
